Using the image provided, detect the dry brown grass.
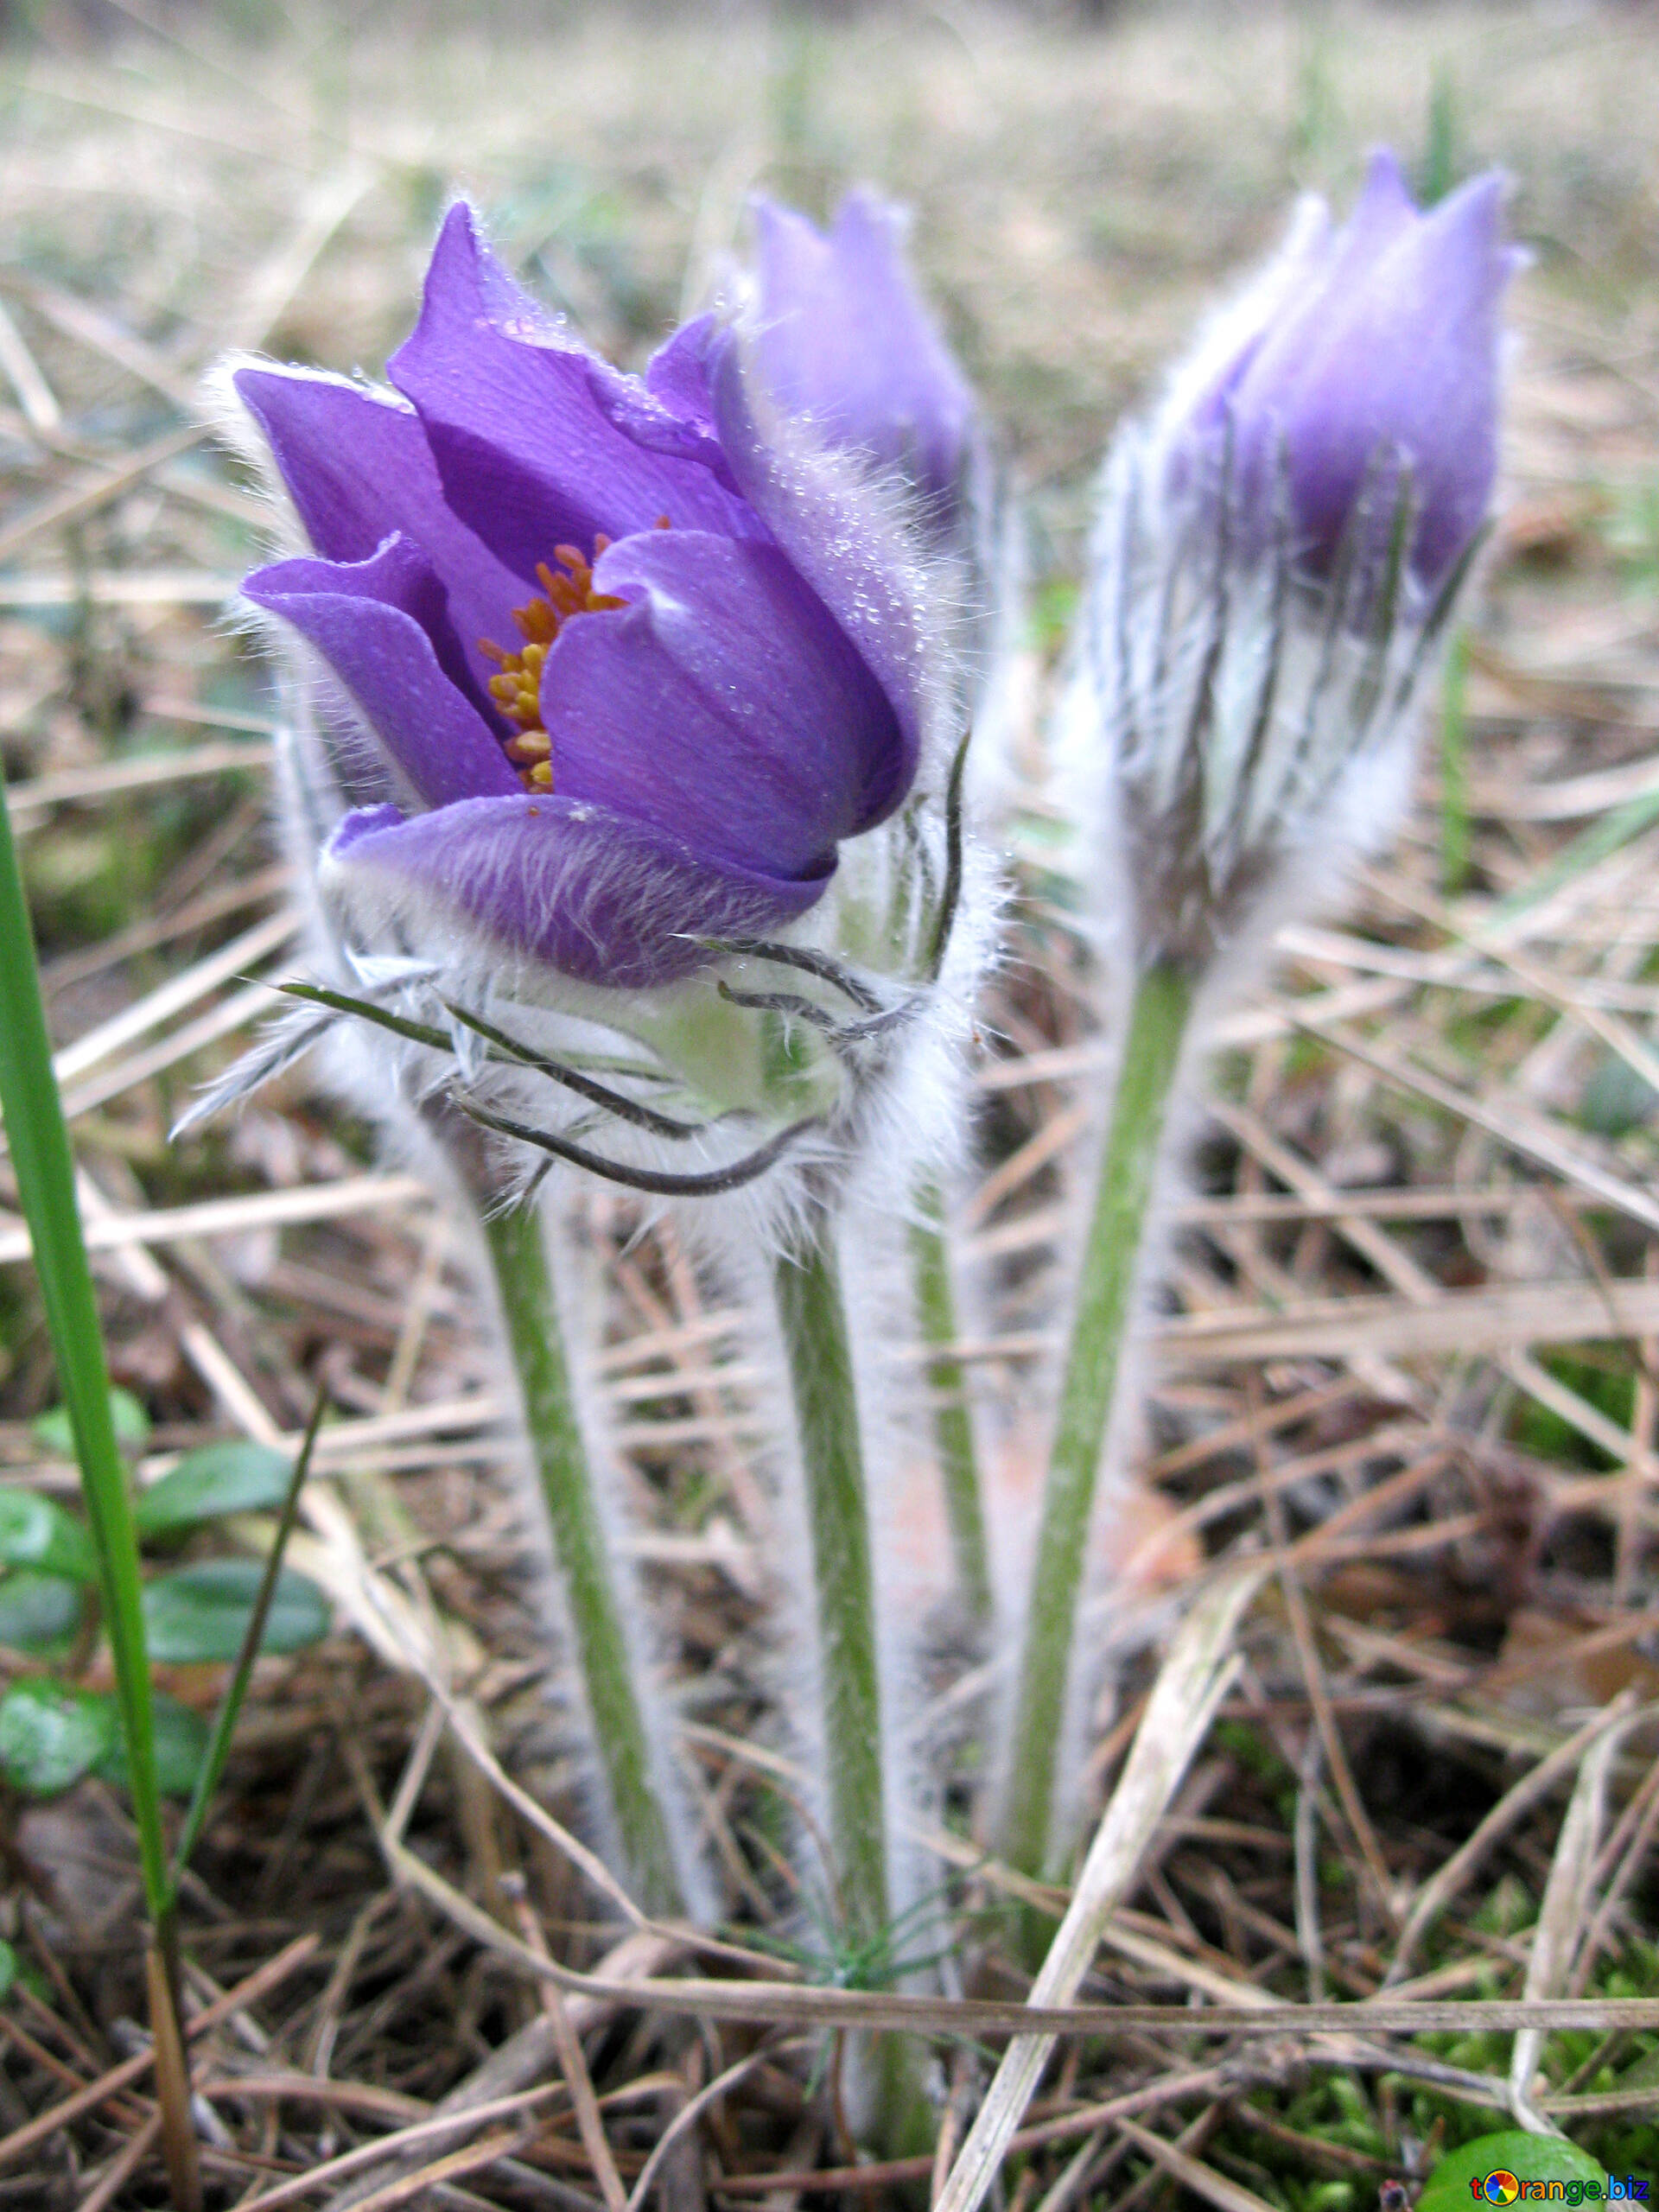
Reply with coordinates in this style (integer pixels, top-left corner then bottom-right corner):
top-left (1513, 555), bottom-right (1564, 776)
top-left (3, 3), bottom-right (1659, 2205)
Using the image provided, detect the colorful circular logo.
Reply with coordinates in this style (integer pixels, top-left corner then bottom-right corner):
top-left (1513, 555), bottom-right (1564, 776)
top-left (1484, 2177), bottom-right (1522, 2205)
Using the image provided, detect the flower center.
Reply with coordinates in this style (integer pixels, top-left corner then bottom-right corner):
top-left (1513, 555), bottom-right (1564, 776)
top-left (479, 540), bottom-right (625, 791)
top-left (478, 524), bottom-right (665, 792)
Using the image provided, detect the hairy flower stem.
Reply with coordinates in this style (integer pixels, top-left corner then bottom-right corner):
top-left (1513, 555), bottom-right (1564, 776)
top-left (999, 958), bottom-right (1196, 1896)
top-left (773, 1226), bottom-right (891, 1946)
top-left (482, 1203), bottom-right (686, 1917)
top-left (910, 1185), bottom-right (991, 1620)
top-left (773, 1225), bottom-right (925, 2146)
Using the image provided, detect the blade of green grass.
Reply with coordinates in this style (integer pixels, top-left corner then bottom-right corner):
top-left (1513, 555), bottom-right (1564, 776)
top-left (0, 750), bottom-right (168, 1910)
top-left (168, 1384), bottom-right (326, 1891)
top-left (1420, 60), bottom-right (1460, 204)
top-left (1495, 780), bottom-right (1659, 922)
top-left (0, 746), bottom-right (200, 2208)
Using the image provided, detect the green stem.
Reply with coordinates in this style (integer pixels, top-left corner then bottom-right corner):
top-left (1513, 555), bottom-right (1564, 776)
top-left (1440, 626), bottom-right (1470, 896)
top-left (774, 1224), bottom-right (926, 2149)
top-left (910, 1184), bottom-right (990, 1620)
top-left (772, 1224), bottom-right (890, 1952)
top-left (482, 1203), bottom-right (685, 1916)
top-left (999, 957), bottom-right (1196, 1885)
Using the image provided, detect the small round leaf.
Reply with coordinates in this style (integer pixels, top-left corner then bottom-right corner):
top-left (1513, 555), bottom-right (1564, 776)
top-left (141, 1560), bottom-right (330, 1663)
top-left (134, 1442), bottom-right (295, 1539)
top-left (0, 1571), bottom-right (83, 1652)
top-left (31, 1389), bottom-right (150, 1455)
top-left (0, 1492), bottom-right (97, 1583)
top-left (0, 1680), bottom-right (118, 1797)
top-left (1417, 2133), bottom-right (1609, 2212)
top-left (96, 1690), bottom-right (210, 1799)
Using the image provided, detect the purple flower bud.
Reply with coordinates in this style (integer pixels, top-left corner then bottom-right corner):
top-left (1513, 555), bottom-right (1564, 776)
top-left (1166, 150), bottom-right (1518, 597)
top-left (234, 203), bottom-right (929, 990)
top-left (750, 190), bottom-right (976, 513)
top-left (1067, 151), bottom-right (1516, 972)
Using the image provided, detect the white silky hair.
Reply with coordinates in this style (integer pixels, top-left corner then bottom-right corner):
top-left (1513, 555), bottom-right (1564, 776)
top-left (1055, 417), bottom-right (1452, 982)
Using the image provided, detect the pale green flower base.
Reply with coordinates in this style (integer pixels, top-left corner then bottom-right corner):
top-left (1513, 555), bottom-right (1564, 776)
top-left (998, 957), bottom-right (1196, 1891)
top-left (483, 1203), bottom-right (687, 1918)
top-left (910, 1185), bottom-right (991, 1622)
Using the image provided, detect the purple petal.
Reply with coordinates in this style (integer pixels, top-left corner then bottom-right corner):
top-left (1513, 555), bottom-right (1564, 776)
top-left (233, 366), bottom-right (529, 699)
top-left (1261, 169), bottom-right (1509, 586)
top-left (599, 314), bottom-right (739, 487)
top-left (644, 315), bottom-right (723, 430)
top-left (538, 528), bottom-right (906, 879)
top-left (1325, 149), bottom-right (1422, 272)
top-left (1214, 156), bottom-right (1513, 589)
top-left (245, 539), bottom-right (519, 809)
top-left (1163, 196), bottom-right (1335, 502)
top-left (1223, 150), bottom-right (1421, 419)
top-left (325, 793), bottom-right (828, 988)
top-left (704, 330), bottom-right (924, 822)
top-left (387, 205), bottom-right (758, 582)
top-left (753, 191), bottom-right (976, 506)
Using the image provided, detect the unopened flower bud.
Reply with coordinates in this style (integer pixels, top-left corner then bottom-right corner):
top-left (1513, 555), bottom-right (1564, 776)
top-left (1069, 150), bottom-right (1519, 971)
top-left (750, 189), bottom-right (977, 520)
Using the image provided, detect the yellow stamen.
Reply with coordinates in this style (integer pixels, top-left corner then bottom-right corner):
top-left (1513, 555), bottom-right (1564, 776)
top-left (477, 535), bottom-right (636, 792)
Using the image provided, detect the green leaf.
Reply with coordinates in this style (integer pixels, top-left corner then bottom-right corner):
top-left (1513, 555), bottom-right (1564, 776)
top-left (31, 1388), bottom-right (150, 1455)
top-left (0, 1679), bottom-right (118, 1796)
top-left (134, 1442), bottom-right (295, 1538)
top-left (0, 1937), bottom-right (16, 2001)
top-left (96, 1690), bottom-right (210, 1799)
top-left (0, 1570), bottom-right (83, 1651)
top-left (1580, 1051), bottom-right (1659, 1139)
top-left (1418, 2132), bottom-right (1608, 2212)
top-left (141, 1560), bottom-right (330, 1663)
top-left (0, 1491), bottom-right (98, 1583)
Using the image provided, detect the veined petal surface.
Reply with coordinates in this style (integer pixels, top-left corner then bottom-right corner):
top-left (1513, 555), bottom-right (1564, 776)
top-left (234, 365), bottom-right (526, 696)
top-left (325, 794), bottom-right (827, 988)
top-left (542, 530), bottom-right (905, 879)
top-left (388, 205), bottom-right (758, 582)
top-left (752, 191), bottom-right (975, 508)
top-left (245, 540), bottom-right (519, 809)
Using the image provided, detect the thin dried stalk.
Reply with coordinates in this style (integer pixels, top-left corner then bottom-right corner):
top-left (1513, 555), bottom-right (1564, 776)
top-left (934, 1564), bottom-right (1268, 2212)
top-left (1386, 1696), bottom-right (1643, 1986)
top-left (1510, 1716), bottom-right (1626, 2122)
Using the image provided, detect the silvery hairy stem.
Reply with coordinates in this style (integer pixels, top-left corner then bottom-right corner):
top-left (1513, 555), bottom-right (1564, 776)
top-left (480, 1197), bottom-right (690, 1916)
top-left (995, 957), bottom-right (1193, 1889)
top-left (910, 1183), bottom-right (991, 1621)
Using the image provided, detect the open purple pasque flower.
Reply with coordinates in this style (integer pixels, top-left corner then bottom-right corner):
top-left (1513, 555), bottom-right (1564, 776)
top-left (1166, 149), bottom-right (1517, 597)
top-left (751, 190), bottom-right (976, 514)
top-left (235, 203), bottom-right (927, 992)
